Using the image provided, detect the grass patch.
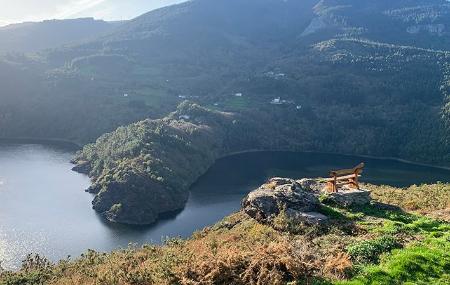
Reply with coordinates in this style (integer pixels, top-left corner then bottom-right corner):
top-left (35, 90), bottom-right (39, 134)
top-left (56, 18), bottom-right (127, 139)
top-left (337, 234), bottom-right (450, 285)
top-left (367, 183), bottom-right (450, 221)
top-left (346, 235), bottom-right (401, 264)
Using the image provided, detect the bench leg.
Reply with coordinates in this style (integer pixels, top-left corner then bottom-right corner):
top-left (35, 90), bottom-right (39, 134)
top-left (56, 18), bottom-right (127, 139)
top-left (354, 171), bottom-right (360, 189)
top-left (327, 182), bottom-right (337, 193)
top-left (327, 182), bottom-right (333, 193)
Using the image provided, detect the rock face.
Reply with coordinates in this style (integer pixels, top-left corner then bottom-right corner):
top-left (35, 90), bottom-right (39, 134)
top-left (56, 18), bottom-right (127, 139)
top-left (242, 177), bottom-right (372, 228)
top-left (297, 178), bottom-right (371, 207)
top-left (71, 160), bottom-right (91, 175)
top-left (296, 178), bottom-right (327, 193)
top-left (242, 178), bottom-right (323, 225)
top-left (326, 189), bottom-right (371, 207)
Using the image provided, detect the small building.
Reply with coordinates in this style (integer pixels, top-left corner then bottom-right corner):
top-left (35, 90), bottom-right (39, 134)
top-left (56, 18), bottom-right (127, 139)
top-left (234, 93), bottom-right (243, 97)
top-left (296, 105), bottom-right (302, 110)
top-left (270, 97), bottom-right (282, 104)
top-left (178, 95), bottom-right (187, 99)
top-left (123, 93), bottom-right (129, 97)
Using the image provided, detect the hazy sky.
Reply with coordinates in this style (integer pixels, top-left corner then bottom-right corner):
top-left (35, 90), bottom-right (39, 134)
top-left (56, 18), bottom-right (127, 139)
top-left (0, 0), bottom-right (188, 26)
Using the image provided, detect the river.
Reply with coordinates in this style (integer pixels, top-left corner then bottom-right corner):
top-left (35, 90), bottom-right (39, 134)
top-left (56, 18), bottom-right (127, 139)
top-left (1, 144), bottom-right (450, 269)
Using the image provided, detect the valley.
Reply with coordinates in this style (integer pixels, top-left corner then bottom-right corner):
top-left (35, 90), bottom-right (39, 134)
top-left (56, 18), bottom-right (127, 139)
top-left (0, 0), bottom-right (450, 284)
top-left (1, 143), bottom-right (450, 274)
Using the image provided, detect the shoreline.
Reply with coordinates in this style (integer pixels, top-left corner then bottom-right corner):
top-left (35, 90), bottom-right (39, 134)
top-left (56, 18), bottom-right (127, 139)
top-left (0, 137), bottom-right (83, 150)
top-left (220, 149), bottom-right (450, 171)
top-left (2, 138), bottom-right (448, 171)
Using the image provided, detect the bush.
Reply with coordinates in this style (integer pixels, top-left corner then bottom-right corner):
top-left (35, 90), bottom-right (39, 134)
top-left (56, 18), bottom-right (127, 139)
top-left (347, 236), bottom-right (400, 264)
top-left (0, 254), bottom-right (53, 285)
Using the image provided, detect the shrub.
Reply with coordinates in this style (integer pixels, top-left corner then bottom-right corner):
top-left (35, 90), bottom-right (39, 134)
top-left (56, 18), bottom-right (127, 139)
top-left (347, 236), bottom-right (400, 264)
top-left (0, 254), bottom-right (53, 285)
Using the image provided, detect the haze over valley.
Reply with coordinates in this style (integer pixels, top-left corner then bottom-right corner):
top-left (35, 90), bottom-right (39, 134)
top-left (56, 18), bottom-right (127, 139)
top-left (1, 1), bottom-right (450, 284)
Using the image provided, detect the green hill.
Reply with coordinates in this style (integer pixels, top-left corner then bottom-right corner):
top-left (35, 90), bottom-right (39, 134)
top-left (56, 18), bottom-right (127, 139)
top-left (1, 0), bottom-right (449, 160)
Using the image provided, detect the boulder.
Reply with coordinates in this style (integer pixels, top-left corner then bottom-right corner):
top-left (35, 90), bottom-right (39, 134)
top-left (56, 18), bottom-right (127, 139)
top-left (242, 178), bottom-right (322, 225)
top-left (296, 178), bottom-right (372, 207)
top-left (296, 178), bottom-right (327, 193)
top-left (285, 209), bottom-right (329, 224)
top-left (326, 189), bottom-right (371, 207)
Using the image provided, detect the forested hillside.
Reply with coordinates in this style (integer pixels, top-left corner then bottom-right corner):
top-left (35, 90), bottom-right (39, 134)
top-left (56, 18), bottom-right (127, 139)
top-left (73, 102), bottom-right (247, 224)
top-left (1, 0), bottom-right (450, 161)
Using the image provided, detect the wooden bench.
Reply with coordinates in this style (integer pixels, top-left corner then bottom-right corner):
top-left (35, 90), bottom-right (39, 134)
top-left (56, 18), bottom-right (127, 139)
top-left (325, 163), bottom-right (365, 193)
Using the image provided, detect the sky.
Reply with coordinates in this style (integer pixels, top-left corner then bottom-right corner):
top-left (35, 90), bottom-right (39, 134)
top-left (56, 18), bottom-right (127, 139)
top-left (0, 0), bottom-right (188, 26)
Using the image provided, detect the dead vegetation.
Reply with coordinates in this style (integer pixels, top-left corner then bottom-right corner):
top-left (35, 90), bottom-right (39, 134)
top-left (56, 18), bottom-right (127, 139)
top-left (367, 182), bottom-right (450, 221)
top-left (2, 183), bottom-right (450, 285)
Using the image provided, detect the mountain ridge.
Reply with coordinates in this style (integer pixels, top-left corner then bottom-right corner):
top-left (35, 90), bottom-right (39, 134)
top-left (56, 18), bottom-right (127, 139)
top-left (0, 17), bottom-right (124, 54)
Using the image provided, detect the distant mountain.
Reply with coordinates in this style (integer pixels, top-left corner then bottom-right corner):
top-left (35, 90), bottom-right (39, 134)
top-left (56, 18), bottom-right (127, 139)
top-left (0, 0), bottom-right (449, 164)
top-left (0, 18), bottom-right (123, 53)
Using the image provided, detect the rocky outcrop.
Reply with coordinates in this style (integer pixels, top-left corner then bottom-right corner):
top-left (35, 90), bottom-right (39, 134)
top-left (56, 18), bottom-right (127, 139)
top-left (296, 178), bottom-right (327, 193)
top-left (296, 178), bottom-right (371, 207)
top-left (241, 178), bottom-right (325, 226)
top-left (242, 177), bottom-right (372, 229)
top-left (71, 160), bottom-right (91, 174)
top-left (325, 189), bottom-right (371, 207)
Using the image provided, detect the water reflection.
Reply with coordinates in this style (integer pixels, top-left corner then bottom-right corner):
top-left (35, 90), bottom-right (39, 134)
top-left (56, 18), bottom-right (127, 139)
top-left (1, 146), bottom-right (450, 269)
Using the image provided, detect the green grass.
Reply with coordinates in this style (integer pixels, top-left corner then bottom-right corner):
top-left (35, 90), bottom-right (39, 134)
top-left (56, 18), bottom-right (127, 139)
top-left (346, 235), bottom-right (401, 264)
top-left (336, 234), bottom-right (450, 285)
top-left (2, 184), bottom-right (450, 285)
top-left (221, 96), bottom-right (253, 110)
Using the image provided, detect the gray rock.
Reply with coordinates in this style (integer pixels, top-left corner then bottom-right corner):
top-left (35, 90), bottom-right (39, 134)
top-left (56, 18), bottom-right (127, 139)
top-left (242, 179), bottom-right (321, 225)
top-left (326, 188), bottom-right (371, 207)
top-left (285, 209), bottom-right (329, 225)
top-left (268, 177), bottom-right (296, 186)
top-left (71, 161), bottom-right (91, 174)
top-left (296, 178), bottom-right (326, 193)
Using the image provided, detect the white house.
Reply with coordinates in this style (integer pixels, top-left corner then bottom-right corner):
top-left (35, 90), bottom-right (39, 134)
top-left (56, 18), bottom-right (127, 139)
top-left (270, 97), bottom-right (282, 104)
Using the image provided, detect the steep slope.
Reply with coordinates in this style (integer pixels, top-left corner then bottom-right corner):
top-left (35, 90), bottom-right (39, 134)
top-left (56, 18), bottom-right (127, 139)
top-left (1, 0), bottom-right (450, 155)
top-left (0, 18), bottom-right (122, 53)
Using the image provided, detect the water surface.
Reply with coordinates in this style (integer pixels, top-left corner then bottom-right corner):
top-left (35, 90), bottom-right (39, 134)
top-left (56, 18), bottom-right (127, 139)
top-left (1, 145), bottom-right (450, 269)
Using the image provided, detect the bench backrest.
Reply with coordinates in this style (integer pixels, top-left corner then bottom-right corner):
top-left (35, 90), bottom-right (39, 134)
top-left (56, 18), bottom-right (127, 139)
top-left (330, 162), bottom-right (365, 177)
